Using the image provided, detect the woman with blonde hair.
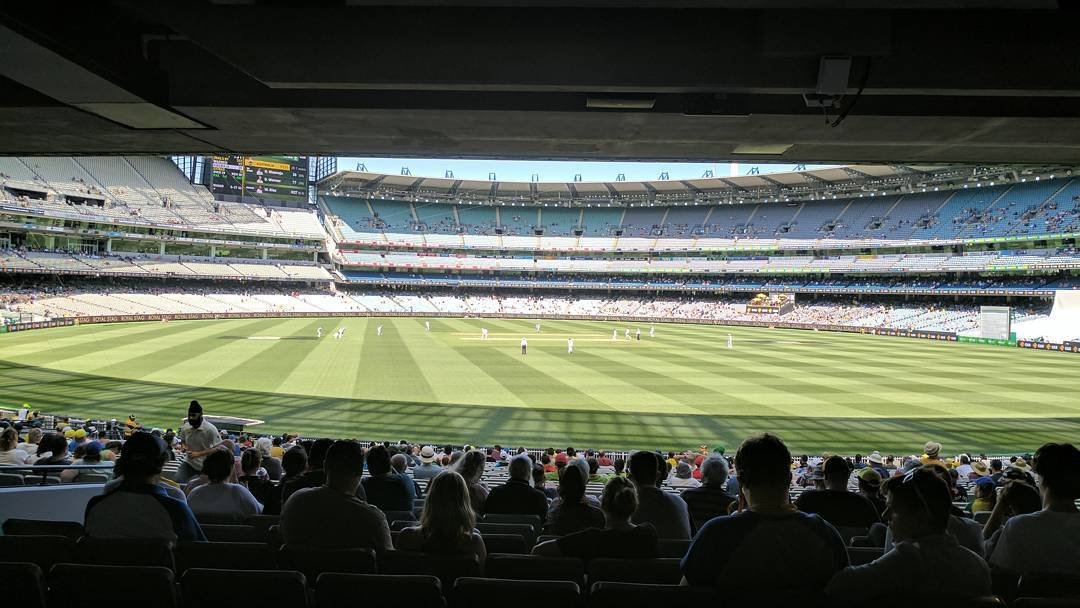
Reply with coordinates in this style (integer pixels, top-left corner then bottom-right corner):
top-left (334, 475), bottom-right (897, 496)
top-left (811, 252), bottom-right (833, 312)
top-left (398, 471), bottom-right (486, 566)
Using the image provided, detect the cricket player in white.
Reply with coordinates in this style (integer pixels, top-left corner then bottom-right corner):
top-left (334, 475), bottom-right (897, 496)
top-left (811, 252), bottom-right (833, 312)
top-left (535, 322), bottom-right (541, 333)
top-left (425, 321), bottom-right (430, 332)
top-left (317, 326), bottom-right (323, 338)
top-left (636, 328), bottom-right (641, 341)
top-left (727, 333), bottom-right (734, 349)
top-left (567, 337), bottom-right (574, 355)
top-left (481, 328), bottom-right (488, 340)
top-left (612, 328), bottom-right (618, 340)
top-left (625, 328), bottom-right (631, 340)
top-left (649, 325), bottom-right (655, 338)
top-left (376, 324), bottom-right (382, 336)
top-left (520, 337), bottom-right (528, 355)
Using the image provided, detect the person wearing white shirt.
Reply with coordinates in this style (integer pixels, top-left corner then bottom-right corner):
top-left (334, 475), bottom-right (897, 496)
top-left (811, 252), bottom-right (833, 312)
top-left (0, 427), bottom-right (30, 465)
top-left (187, 449), bottom-right (263, 522)
top-left (989, 442), bottom-right (1080, 576)
top-left (567, 337), bottom-right (574, 355)
top-left (520, 337), bottom-right (528, 355)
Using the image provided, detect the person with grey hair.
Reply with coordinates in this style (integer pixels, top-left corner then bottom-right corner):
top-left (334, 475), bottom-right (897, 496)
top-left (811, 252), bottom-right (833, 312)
top-left (679, 455), bottom-right (736, 534)
top-left (484, 453), bottom-right (548, 521)
top-left (391, 452), bottom-right (424, 497)
top-left (255, 436), bottom-right (282, 481)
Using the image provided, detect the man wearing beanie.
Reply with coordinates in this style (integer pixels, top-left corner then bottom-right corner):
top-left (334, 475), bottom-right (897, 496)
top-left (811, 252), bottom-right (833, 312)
top-left (177, 400), bottom-right (222, 483)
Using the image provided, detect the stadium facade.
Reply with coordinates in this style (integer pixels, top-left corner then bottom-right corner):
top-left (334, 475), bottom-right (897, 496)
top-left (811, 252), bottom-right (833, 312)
top-left (2, 156), bottom-right (1079, 346)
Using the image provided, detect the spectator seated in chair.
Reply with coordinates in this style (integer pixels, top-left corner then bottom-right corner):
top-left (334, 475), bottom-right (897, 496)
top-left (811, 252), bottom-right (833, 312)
top-left (397, 471), bottom-right (487, 564)
top-left (280, 439), bottom-right (392, 551)
top-left (187, 448), bottom-right (264, 522)
top-left (485, 454), bottom-right (548, 523)
top-left (825, 467), bottom-right (992, 604)
top-left (680, 456), bottom-right (737, 534)
top-left (543, 464), bottom-right (605, 536)
top-left (361, 444), bottom-right (416, 513)
top-left (533, 476), bottom-right (658, 561)
top-left (84, 431), bottom-right (206, 542)
top-left (628, 451), bottom-right (691, 540)
top-left (680, 433), bottom-right (848, 597)
top-left (795, 455), bottom-right (880, 530)
top-left (988, 442), bottom-right (1080, 577)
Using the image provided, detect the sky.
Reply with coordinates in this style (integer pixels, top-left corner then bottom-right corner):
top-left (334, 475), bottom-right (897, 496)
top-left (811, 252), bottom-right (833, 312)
top-left (336, 158), bottom-right (837, 183)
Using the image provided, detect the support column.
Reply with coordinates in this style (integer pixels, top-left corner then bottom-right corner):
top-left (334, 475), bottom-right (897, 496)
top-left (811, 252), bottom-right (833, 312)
top-left (261, 248), bottom-right (268, 260)
top-left (210, 245), bottom-right (216, 258)
top-left (105, 239), bottom-right (112, 254)
top-left (159, 242), bottom-right (166, 255)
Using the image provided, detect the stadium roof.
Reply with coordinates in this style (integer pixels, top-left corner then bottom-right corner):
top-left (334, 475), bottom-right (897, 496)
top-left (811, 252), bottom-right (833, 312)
top-left (320, 163), bottom-right (1077, 206)
top-left (2, 2), bottom-right (1080, 163)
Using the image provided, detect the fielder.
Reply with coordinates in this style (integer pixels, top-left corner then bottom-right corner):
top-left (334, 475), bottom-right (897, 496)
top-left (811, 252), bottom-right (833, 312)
top-left (636, 328), bottom-right (641, 341)
top-left (317, 326), bottom-right (323, 339)
top-left (376, 324), bottom-right (382, 336)
top-left (612, 328), bottom-right (618, 341)
top-left (567, 337), bottom-right (574, 355)
top-left (649, 325), bottom-right (655, 338)
top-left (535, 322), bottom-right (541, 334)
top-left (520, 337), bottom-right (528, 355)
top-left (481, 327), bottom-right (489, 340)
top-left (425, 321), bottom-right (431, 332)
top-left (727, 333), bottom-right (734, 349)
top-left (625, 328), bottom-right (631, 340)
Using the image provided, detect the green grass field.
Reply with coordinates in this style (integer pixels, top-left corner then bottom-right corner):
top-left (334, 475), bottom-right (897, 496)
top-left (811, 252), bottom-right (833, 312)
top-left (2, 317), bottom-right (1079, 454)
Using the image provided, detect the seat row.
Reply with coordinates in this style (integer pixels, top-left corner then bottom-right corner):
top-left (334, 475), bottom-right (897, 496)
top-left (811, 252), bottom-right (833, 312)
top-left (2, 561), bottom-right (729, 608)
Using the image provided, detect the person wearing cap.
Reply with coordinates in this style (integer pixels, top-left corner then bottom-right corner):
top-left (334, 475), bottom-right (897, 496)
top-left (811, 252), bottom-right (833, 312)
top-left (855, 467), bottom-right (886, 516)
top-left (796, 455), bottom-right (881, 531)
top-left (681, 434), bottom-right (848, 595)
top-left (680, 455), bottom-right (736, 534)
top-left (824, 467), bottom-right (991, 604)
top-left (921, 441), bottom-right (946, 468)
top-left (989, 442), bottom-right (1080, 577)
top-left (669, 461), bottom-right (701, 489)
top-left (412, 445), bottom-right (444, 480)
top-left (280, 439), bottom-right (392, 551)
top-left (485, 454), bottom-right (549, 522)
top-left (969, 460), bottom-right (990, 481)
top-left (84, 432), bottom-right (206, 542)
top-left (866, 451), bottom-right (888, 479)
top-left (123, 414), bottom-right (142, 438)
top-left (177, 400), bottom-right (222, 484)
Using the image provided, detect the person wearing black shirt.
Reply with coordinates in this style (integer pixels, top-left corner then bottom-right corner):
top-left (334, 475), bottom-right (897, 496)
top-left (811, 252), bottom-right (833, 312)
top-left (485, 454), bottom-right (548, 522)
top-left (532, 476), bottom-right (658, 561)
top-left (680, 455), bottom-right (737, 533)
top-left (795, 455), bottom-right (880, 531)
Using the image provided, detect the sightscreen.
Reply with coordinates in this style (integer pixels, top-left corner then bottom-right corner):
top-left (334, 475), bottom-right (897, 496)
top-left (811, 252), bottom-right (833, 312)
top-left (980, 305), bottom-right (1012, 340)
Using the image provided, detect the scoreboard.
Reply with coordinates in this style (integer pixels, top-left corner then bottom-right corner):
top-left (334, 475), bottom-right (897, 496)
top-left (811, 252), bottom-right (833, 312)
top-left (208, 155), bottom-right (309, 204)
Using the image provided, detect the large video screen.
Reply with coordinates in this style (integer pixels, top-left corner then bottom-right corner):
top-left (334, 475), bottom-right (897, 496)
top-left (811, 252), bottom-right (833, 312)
top-left (208, 155), bottom-right (309, 204)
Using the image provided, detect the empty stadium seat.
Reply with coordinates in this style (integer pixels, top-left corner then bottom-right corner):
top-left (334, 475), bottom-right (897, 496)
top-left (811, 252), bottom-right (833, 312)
top-left (1012, 600), bottom-right (1080, 608)
top-left (2, 518), bottom-right (84, 540)
top-left (482, 513), bottom-right (543, 533)
top-left (384, 510), bottom-right (417, 523)
top-left (278, 545), bottom-right (377, 584)
top-left (656, 538), bottom-right (690, 558)
top-left (49, 563), bottom-right (180, 608)
top-left (480, 533), bottom-right (528, 555)
top-left (847, 546), bottom-right (885, 566)
top-left (316, 573), bottom-right (445, 608)
top-left (485, 553), bottom-right (585, 587)
top-left (0, 562), bottom-right (47, 608)
top-left (182, 569), bottom-right (308, 608)
top-left (200, 523), bottom-right (265, 543)
top-left (0, 473), bottom-right (25, 486)
top-left (174, 541), bottom-right (276, 574)
top-left (0, 535), bottom-right (72, 572)
top-left (475, 522), bottom-right (536, 547)
top-left (588, 582), bottom-right (721, 608)
top-left (74, 536), bottom-right (175, 570)
top-left (1018, 574), bottom-right (1080, 600)
top-left (452, 577), bottom-right (580, 608)
top-left (379, 550), bottom-right (480, 591)
top-left (586, 558), bottom-right (683, 585)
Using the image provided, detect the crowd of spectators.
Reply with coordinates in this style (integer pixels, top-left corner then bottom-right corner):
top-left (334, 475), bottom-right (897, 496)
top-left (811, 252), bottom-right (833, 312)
top-left (3, 403), bottom-right (1079, 604)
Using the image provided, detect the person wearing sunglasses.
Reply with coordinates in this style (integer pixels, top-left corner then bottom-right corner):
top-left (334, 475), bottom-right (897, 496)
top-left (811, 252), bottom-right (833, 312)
top-left (825, 467), bottom-right (991, 604)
